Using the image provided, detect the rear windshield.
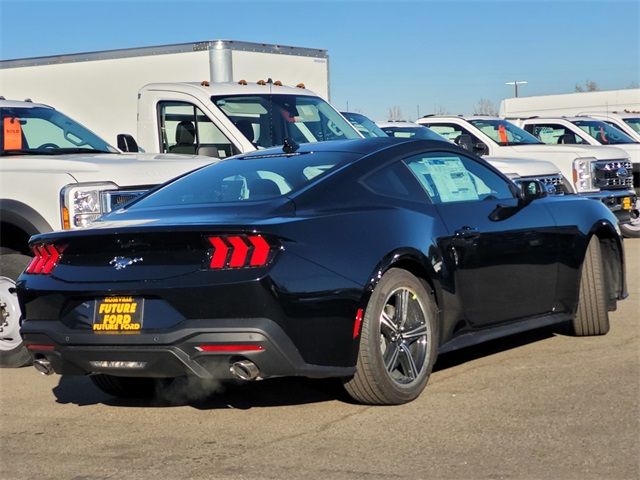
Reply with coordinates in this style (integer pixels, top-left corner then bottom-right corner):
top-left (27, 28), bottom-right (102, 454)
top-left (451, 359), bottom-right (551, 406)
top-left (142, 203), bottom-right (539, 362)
top-left (382, 126), bottom-right (447, 141)
top-left (128, 151), bottom-right (357, 208)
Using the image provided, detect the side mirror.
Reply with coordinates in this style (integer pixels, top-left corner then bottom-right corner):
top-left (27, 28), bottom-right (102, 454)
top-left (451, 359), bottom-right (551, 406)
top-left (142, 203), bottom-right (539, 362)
top-left (117, 134), bottom-right (139, 153)
top-left (455, 134), bottom-right (474, 152)
top-left (519, 179), bottom-right (547, 204)
top-left (473, 142), bottom-right (489, 156)
top-left (196, 145), bottom-right (220, 158)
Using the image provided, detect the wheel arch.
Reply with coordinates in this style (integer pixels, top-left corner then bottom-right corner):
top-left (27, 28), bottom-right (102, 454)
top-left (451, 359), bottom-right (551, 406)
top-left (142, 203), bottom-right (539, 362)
top-left (361, 248), bottom-right (441, 310)
top-left (589, 220), bottom-right (627, 307)
top-left (0, 200), bottom-right (53, 255)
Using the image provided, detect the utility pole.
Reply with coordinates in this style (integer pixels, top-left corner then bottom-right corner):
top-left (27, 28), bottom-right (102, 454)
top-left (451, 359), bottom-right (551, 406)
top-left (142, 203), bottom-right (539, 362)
top-left (505, 80), bottom-right (528, 97)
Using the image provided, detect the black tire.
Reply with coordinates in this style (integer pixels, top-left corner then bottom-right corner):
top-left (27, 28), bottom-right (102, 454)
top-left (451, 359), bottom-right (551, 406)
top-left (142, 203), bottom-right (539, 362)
top-left (572, 237), bottom-right (610, 336)
top-left (0, 254), bottom-right (32, 368)
top-left (343, 268), bottom-right (438, 405)
top-left (90, 374), bottom-right (160, 399)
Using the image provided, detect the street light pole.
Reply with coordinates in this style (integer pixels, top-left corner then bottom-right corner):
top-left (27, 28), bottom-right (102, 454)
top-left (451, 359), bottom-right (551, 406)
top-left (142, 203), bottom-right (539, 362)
top-left (505, 80), bottom-right (528, 97)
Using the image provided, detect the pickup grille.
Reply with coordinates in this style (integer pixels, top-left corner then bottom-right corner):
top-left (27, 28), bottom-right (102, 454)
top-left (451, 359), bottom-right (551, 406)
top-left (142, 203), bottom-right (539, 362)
top-left (593, 160), bottom-right (634, 189)
top-left (521, 175), bottom-right (566, 194)
top-left (102, 189), bottom-right (148, 213)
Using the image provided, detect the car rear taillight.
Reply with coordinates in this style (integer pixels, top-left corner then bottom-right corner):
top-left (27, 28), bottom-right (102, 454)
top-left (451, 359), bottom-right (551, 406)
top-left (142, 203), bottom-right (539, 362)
top-left (25, 243), bottom-right (66, 275)
top-left (206, 235), bottom-right (274, 269)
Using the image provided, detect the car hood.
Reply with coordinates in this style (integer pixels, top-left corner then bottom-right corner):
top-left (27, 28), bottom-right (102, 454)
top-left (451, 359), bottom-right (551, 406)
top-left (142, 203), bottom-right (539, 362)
top-left (0, 152), bottom-right (215, 187)
top-left (505, 144), bottom-right (629, 160)
top-left (602, 143), bottom-right (640, 164)
top-left (485, 156), bottom-right (560, 177)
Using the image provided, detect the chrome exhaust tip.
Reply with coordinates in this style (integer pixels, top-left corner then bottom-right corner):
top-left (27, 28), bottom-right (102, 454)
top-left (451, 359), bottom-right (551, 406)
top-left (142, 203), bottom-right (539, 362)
top-left (33, 359), bottom-right (54, 376)
top-left (230, 360), bottom-right (260, 381)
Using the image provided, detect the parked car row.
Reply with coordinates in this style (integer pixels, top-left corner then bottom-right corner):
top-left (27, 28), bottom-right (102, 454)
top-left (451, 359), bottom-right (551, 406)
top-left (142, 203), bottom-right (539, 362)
top-left (0, 79), bottom-right (632, 405)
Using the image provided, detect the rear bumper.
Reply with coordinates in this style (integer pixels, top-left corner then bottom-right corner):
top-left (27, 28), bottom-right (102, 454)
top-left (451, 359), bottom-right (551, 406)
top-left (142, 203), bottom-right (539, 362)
top-left (582, 189), bottom-right (638, 224)
top-left (21, 318), bottom-right (356, 380)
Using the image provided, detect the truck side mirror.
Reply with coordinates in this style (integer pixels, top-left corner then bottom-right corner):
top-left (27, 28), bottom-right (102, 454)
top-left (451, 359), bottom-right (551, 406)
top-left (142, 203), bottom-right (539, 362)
top-left (455, 134), bottom-right (474, 152)
top-left (473, 142), bottom-right (489, 156)
top-left (117, 134), bottom-right (139, 153)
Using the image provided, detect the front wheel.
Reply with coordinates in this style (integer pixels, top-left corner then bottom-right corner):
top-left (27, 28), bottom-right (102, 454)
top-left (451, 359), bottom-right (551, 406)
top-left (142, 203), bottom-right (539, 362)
top-left (0, 254), bottom-right (32, 367)
top-left (343, 268), bottom-right (438, 405)
top-left (572, 236), bottom-right (610, 336)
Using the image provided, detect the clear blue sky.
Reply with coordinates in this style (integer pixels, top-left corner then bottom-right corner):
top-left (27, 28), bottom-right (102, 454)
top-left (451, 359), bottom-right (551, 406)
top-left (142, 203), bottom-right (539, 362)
top-left (1, 0), bottom-right (638, 121)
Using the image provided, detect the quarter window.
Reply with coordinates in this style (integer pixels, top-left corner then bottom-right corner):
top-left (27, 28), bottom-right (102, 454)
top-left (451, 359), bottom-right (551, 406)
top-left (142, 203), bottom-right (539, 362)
top-left (404, 152), bottom-right (514, 204)
top-left (524, 123), bottom-right (587, 145)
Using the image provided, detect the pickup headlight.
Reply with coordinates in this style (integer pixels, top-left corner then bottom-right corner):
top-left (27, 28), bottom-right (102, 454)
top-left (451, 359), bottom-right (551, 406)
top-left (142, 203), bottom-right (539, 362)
top-left (60, 182), bottom-right (117, 229)
top-left (572, 157), bottom-right (599, 193)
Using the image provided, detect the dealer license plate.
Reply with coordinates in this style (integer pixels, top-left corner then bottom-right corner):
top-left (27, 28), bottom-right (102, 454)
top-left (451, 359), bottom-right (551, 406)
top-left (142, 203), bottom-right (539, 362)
top-left (93, 296), bottom-right (144, 333)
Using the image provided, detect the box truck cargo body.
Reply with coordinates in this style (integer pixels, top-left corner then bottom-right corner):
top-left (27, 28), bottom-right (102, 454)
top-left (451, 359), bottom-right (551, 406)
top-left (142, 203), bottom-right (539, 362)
top-left (0, 40), bottom-right (330, 146)
top-left (500, 89), bottom-right (640, 118)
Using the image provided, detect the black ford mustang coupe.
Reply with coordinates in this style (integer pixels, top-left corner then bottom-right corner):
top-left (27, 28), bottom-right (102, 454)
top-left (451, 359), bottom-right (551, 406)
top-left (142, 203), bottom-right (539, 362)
top-left (17, 138), bottom-right (627, 405)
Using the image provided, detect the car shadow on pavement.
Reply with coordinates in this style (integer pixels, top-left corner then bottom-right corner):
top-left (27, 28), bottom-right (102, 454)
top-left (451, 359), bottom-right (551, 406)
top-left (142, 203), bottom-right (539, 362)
top-left (51, 322), bottom-right (571, 409)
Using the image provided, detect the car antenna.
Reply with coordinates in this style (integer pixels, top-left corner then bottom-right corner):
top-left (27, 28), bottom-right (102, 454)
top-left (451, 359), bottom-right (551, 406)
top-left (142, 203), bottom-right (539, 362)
top-left (282, 138), bottom-right (299, 154)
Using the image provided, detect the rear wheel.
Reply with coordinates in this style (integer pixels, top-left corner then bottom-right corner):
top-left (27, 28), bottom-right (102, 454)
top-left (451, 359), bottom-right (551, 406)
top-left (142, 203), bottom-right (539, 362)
top-left (572, 237), bottom-right (610, 336)
top-left (0, 254), bottom-right (32, 367)
top-left (90, 374), bottom-right (160, 399)
top-left (344, 268), bottom-right (438, 405)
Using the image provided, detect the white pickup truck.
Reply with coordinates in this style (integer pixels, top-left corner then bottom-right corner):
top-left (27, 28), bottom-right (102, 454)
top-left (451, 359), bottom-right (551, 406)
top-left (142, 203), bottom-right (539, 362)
top-left (0, 85), bottom-right (362, 366)
top-left (513, 116), bottom-right (640, 237)
top-left (417, 115), bottom-right (638, 237)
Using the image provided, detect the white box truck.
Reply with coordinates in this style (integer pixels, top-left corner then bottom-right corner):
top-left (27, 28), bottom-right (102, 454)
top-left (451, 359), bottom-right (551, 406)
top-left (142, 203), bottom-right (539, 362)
top-left (0, 40), bottom-right (331, 148)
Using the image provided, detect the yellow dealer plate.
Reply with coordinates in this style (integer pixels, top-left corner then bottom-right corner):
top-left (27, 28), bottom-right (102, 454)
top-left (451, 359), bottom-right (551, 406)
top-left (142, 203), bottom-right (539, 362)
top-left (622, 197), bottom-right (632, 210)
top-left (93, 296), bottom-right (144, 333)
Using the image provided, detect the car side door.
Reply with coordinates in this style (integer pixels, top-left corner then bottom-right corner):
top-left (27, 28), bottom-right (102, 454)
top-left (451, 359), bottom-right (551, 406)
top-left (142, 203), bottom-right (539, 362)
top-left (404, 150), bottom-right (560, 328)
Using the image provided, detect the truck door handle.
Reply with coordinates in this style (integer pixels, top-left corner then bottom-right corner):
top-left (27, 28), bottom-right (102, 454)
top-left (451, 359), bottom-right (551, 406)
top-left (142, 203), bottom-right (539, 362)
top-left (454, 226), bottom-right (480, 239)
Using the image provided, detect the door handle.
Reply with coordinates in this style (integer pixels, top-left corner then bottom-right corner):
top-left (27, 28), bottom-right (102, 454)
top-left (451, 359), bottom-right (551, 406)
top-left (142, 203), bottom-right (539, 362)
top-left (454, 226), bottom-right (480, 239)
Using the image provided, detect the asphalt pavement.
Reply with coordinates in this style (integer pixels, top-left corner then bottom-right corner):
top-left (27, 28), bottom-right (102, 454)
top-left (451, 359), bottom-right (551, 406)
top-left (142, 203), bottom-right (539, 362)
top-left (1, 241), bottom-right (638, 480)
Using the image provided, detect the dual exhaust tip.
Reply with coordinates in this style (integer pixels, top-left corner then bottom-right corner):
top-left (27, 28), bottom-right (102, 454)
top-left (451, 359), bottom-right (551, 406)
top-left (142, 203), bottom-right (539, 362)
top-left (33, 357), bottom-right (261, 381)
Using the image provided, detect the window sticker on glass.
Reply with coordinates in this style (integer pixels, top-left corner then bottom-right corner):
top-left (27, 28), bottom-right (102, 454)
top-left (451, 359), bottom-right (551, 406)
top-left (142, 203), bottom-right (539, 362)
top-left (408, 156), bottom-right (480, 203)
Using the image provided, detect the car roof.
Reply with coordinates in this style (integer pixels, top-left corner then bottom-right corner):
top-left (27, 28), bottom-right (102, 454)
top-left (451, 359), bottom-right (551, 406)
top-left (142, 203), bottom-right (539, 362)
top-left (236, 137), bottom-right (449, 159)
top-left (0, 99), bottom-right (52, 109)
top-left (141, 81), bottom-right (319, 97)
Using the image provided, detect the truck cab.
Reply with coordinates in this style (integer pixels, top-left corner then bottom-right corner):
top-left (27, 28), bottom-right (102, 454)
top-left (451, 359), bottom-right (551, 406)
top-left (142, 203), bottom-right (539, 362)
top-left (417, 115), bottom-right (638, 236)
top-left (134, 81), bottom-right (362, 157)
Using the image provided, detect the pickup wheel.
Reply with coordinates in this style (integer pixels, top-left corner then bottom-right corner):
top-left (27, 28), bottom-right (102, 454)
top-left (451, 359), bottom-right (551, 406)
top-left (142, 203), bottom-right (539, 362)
top-left (343, 268), bottom-right (438, 405)
top-left (0, 254), bottom-right (32, 368)
top-left (572, 237), bottom-right (610, 336)
top-left (90, 374), bottom-right (160, 399)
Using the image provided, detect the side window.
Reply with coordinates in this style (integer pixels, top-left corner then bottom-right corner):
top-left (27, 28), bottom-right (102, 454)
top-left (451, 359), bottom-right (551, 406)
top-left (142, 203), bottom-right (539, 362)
top-left (404, 152), bottom-right (514, 204)
top-left (526, 123), bottom-right (586, 145)
top-left (361, 161), bottom-right (428, 200)
top-left (158, 102), bottom-right (237, 158)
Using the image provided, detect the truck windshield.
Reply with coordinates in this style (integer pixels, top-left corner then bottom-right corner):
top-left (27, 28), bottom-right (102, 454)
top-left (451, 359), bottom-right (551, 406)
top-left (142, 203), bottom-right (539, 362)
top-left (0, 106), bottom-right (116, 155)
top-left (211, 94), bottom-right (361, 149)
top-left (468, 119), bottom-right (543, 146)
top-left (572, 120), bottom-right (638, 145)
top-left (623, 118), bottom-right (640, 134)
